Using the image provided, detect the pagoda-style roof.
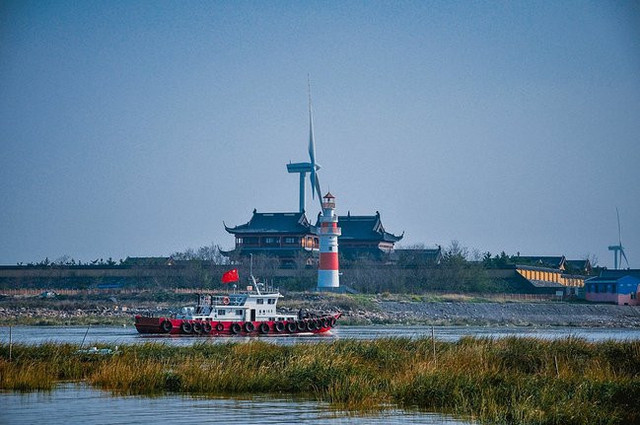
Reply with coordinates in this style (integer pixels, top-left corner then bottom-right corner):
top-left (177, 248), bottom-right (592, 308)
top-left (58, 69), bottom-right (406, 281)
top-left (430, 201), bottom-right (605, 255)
top-left (514, 255), bottom-right (566, 270)
top-left (565, 259), bottom-right (592, 274)
top-left (336, 211), bottom-right (403, 243)
top-left (225, 210), bottom-right (314, 235)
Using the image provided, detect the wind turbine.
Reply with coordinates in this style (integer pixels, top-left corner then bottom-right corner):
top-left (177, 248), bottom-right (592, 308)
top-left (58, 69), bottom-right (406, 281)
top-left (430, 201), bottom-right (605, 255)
top-left (608, 208), bottom-right (629, 269)
top-left (287, 81), bottom-right (322, 212)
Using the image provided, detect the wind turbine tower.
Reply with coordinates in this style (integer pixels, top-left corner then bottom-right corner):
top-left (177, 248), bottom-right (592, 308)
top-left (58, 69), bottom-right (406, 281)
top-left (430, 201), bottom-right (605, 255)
top-left (608, 208), bottom-right (629, 269)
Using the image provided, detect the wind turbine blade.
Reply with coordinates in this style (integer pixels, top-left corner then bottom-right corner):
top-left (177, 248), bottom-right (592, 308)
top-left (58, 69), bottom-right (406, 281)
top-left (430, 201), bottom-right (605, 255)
top-left (616, 207), bottom-right (622, 245)
top-left (307, 81), bottom-right (317, 200)
top-left (310, 168), bottom-right (316, 200)
top-left (308, 107), bottom-right (316, 166)
top-left (620, 248), bottom-right (629, 268)
top-left (314, 174), bottom-right (322, 203)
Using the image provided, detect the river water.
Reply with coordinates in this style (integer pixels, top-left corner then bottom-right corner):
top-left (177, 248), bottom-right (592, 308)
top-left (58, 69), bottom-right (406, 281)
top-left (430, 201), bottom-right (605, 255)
top-left (2, 325), bottom-right (639, 425)
top-left (2, 324), bottom-right (640, 347)
top-left (0, 383), bottom-right (469, 425)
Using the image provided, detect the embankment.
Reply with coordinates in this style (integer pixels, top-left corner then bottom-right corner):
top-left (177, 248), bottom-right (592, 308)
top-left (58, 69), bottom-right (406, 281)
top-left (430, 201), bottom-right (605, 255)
top-left (374, 301), bottom-right (640, 327)
top-left (2, 291), bottom-right (640, 327)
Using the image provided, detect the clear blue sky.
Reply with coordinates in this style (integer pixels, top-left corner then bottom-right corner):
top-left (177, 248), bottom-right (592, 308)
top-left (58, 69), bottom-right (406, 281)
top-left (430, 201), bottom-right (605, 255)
top-left (1, 1), bottom-right (639, 268)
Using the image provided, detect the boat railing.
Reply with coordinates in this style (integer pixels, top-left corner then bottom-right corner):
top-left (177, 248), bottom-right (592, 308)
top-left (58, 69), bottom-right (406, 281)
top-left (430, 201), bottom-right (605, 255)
top-left (195, 287), bottom-right (282, 308)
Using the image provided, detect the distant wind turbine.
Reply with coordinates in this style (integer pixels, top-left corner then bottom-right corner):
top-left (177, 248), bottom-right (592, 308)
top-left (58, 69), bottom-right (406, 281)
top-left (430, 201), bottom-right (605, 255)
top-left (608, 208), bottom-right (629, 269)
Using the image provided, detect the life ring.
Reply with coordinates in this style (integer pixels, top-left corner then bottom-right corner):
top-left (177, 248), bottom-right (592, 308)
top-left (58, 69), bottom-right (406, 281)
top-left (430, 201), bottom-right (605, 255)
top-left (259, 323), bottom-right (270, 334)
top-left (243, 322), bottom-right (255, 333)
top-left (160, 320), bottom-right (172, 333)
top-left (275, 321), bottom-right (285, 333)
top-left (192, 322), bottom-right (202, 334)
top-left (180, 321), bottom-right (193, 334)
top-left (202, 322), bottom-right (212, 334)
top-left (296, 321), bottom-right (306, 332)
top-left (286, 321), bottom-right (297, 333)
top-left (215, 323), bottom-right (224, 332)
top-left (231, 323), bottom-right (241, 334)
top-left (223, 296), bottom-right (230, 305)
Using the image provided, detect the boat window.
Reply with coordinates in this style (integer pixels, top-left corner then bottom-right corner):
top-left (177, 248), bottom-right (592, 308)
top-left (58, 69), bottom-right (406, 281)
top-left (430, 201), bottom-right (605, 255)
top-left (257, 298), bottom-right (264, 304)
top-left (218, 310), bottom-right (226, 315)
top-left (235, 309), bottom-right (243, 315)
top-left (267, 298), bottom-right (275, 304)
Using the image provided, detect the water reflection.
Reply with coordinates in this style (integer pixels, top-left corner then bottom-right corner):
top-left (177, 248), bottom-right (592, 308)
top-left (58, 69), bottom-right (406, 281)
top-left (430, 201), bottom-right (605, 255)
top-left (0, 383), bottom-right (471, 425)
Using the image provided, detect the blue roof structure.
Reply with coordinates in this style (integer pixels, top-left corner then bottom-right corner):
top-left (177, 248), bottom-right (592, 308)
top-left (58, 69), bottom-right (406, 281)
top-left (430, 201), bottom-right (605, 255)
top-left (225, 210), bottom-right (315, 235)
top-left (333, 212), bottom-right (403, 243)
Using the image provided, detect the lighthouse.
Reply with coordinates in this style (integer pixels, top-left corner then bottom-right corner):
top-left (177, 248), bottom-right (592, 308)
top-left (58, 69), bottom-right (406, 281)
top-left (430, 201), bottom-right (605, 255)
top-left (317, 192), bottom-right (341, 290)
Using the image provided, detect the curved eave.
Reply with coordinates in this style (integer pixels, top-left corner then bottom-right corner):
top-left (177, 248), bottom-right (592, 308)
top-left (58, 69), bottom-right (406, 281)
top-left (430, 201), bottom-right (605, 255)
top-left (381, 231), bottom-right (404, 243)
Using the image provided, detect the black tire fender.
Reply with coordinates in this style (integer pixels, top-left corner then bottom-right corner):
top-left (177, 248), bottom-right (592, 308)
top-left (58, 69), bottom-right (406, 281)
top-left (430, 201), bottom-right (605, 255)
top-left (161, 320), bottom-right (172, 333)
top-left (180, 321), bottom-right (193, 334)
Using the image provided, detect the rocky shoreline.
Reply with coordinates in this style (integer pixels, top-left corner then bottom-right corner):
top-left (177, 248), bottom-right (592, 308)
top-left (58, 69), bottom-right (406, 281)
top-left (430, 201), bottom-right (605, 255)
top-left (361, 301), bottom-right (640, 327)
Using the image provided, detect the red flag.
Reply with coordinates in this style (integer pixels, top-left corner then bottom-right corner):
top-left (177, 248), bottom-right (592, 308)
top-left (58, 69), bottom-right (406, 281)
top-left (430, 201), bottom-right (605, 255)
top-left (221, 269), bottom-right (239, 284)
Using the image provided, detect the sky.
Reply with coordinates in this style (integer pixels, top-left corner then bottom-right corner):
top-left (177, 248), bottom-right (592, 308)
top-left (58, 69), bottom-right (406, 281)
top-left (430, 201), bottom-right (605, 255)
top-left (1, 1), bottom-right (639, 268)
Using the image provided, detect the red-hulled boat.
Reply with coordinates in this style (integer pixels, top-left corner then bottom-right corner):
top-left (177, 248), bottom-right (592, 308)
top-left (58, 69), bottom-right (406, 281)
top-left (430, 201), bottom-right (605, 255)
top-left (135, 277), bottom-right (341, 336)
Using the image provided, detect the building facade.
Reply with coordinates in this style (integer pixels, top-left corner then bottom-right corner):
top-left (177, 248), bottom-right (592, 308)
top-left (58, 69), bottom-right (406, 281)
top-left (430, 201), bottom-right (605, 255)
top-left (585, 269), bottom-right (640, 305)
top-left (223, 210), bottom-right (319, 267)
top-left (224, 209), bottom-right (403, 266)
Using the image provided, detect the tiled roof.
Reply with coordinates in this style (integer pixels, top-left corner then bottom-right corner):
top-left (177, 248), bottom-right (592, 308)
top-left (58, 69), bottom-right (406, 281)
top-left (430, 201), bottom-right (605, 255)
top-left (515, 256), bottom-right (566, 269)
top-left (225, 210), bottom-right (314, 234)
top-left (597, 269), bottom-right (640, 280)
top-left (335, 212), bottom-right (403, 243)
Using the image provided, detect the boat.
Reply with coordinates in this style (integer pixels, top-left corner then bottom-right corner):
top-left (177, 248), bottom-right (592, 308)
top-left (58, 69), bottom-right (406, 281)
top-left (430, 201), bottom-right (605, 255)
top-left (134, 276), bottom-right (341, 336)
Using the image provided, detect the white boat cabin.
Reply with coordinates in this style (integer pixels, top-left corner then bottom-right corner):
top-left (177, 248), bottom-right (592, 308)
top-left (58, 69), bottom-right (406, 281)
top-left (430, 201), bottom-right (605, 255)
top-left (178, 283), bottom-right (297, 323)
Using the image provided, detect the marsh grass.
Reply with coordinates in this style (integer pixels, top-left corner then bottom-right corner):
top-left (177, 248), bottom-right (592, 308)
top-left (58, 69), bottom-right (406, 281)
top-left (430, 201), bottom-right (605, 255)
top-left (1, 337), bottom-right (639, 424)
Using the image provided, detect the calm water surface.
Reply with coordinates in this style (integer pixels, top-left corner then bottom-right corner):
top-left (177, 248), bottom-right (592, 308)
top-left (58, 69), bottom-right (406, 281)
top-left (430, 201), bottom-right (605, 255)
top-left (2, 324), bottom-right (639, 346)
top-left (0, 383), bottom-right (471, 425)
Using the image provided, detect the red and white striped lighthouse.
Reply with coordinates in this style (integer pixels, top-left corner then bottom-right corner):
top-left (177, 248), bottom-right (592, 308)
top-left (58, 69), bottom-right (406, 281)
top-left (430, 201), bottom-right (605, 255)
top-left (317, 192), bottom-right (341, 290)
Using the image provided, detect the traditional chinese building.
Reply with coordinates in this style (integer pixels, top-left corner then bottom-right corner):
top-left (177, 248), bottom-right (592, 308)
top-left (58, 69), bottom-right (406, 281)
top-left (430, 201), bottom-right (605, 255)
top-left (223, 209), bottom-right (404, 266)
top-left (334, 211), bottom-right (404, 260)
top-left (223, 209), bottom-right (319, 267)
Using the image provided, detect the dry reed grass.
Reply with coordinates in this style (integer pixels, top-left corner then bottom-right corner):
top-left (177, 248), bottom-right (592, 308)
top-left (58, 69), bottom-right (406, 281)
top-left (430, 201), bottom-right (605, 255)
top-left (1, 336), bottom-right (638, 424)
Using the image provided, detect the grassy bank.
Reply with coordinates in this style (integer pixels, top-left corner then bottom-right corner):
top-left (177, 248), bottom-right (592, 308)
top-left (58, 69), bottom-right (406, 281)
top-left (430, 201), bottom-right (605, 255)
top-left (2, 337), bottom-right (639, 424)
